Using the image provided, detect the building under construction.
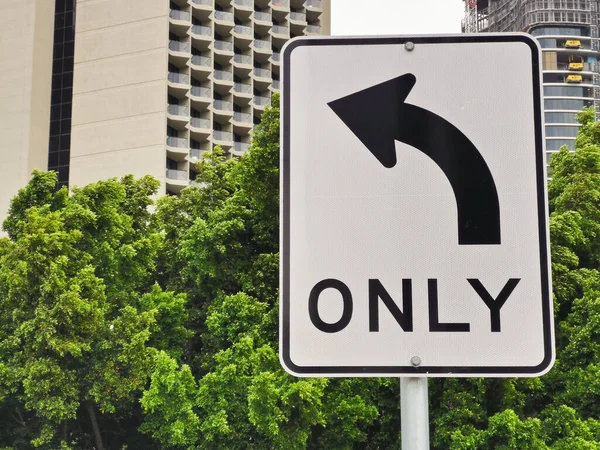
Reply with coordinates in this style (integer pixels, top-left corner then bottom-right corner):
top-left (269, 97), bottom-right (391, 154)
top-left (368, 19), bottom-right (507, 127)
top-left (463, 0), bottom-right (600, 163)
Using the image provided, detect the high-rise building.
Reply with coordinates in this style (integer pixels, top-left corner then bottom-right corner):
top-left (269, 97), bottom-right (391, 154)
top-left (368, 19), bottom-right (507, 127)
top-left (462, 0), bottom-right (600, 166)
top-left (0, 0), bottom-right (330, 222)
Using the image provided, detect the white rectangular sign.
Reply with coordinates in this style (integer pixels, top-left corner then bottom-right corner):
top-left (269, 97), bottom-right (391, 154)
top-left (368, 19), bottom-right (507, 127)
top-left (280, 34), bottom-right (554, 377)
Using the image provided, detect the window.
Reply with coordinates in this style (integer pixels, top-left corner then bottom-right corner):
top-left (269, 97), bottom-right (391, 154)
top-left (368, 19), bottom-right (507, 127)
top-left (545, 112), bottom-right (579, 123)
top-left (543, 86), bottom-right (587, 97)
top-left (48, 0), bottom-right (76, 188)
top-left (544, 98), bottom-right (591, 109)
top-left (537, 38), bottom-right (557, 48)
top-left (531, 26), bottom-right (585, 36)
top-left (545, 125), bottom-right (580, 136)
top-left (167, 126), bottom-right (178, 138)
top-left (546, 139), bottom-right (575, 150)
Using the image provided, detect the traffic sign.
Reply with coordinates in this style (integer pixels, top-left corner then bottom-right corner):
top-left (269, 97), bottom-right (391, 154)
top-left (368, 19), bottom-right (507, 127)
top-left (280, 34), bottom-right (554, 377)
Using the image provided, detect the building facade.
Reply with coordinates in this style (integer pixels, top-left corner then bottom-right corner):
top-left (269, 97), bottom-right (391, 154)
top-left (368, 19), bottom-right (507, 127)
top-left (463, 0), bottom-right (600, 166)
top-left (0, 0), bottom-right (330, 223)
top-left (0, 0), bottom-right (56, 220)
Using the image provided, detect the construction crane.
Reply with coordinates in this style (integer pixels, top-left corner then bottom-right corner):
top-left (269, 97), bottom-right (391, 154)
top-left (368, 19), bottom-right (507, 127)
top-left (462, 0), bottom-right (488, 33)
top-left (463, 0), bottom-right (478, 33)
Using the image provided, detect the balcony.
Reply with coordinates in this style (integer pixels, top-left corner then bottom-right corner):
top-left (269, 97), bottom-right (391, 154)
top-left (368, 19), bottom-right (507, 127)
top-left (168, 72), bottom-right (189, 85)
top-left (233, 82), bottom-right (252, 95)
top-left (189, 118), bottom-right (211, 141)
top-left (190, 25), bottom-right (212, 40)
top-left (270, 0), bottom-right (289, 11)
top-left (271, 25), bottom-right (289, 38)
top-left (232, 141), bottom-right (250, 155)
top-left (190, 148), bottom-right (204, 160)
top-left (166, 136), bottom-right (188, 149)
top-left (253, 95), bottom-right (271, 109)
top-left (253, 39), bottom-right (273, 54)
top-left (168, 104), bottom-right (189, 116)
top-left (169, 40), bottom-right (189, 54)
top-left (189, 87), bottom-right (211, 108)
top-left (214, 10), bottom-right (235, 25)
top-left (190, 55), bottom-right (211, 70)
top-left (306, 24), bottom-right (322, 35)
top-left (233, 54), bottom-right (253, 67)
top-left (166, 168), bottom-right (188, 180)
top-left (289, 12), bottom-right (307, 23)
top-left (270, 52), bottom-right (280, 65)
top-left (212, 130), bottom-right (233, 142)
top-left (190, 86), bottom-right (211, 99)
top-left (169, 10), bottom-right (191, 23)
top-left (253, 68), bottom-right (272, 82)
top-left (233, 112), bottom-right (252, 123)
top-left (213, 70), bottom-right (234, 84)
top-left (167, 105), bottom-right (190, 124)
top-left (232, 112), bottom-right (253, 129)
top-left (166, 169), bottom-right (188, 189)
top-left (190, 117), bottom-right (212, 130)
top-left (166, 136), bottom-right (189, 160)
top-left (214, 40), bottom-right (234, 55)
top-left (271, 79), bottom-right (280, 91)
top-left (233, 0), bottom-right (253, 10)
top-left (213, 100), bottom-right (234, 113)
top-left (233, 25), bottom-right (253, 37)
top-left (306, 0), bottom-right (322, 10)
top-left (191, 0), bottom-right (212, 9)
top-left (254, 11), bottom-right (272, 25)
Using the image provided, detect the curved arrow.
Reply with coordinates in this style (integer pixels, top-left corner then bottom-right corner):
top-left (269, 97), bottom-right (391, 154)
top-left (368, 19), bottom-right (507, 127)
top-left (327, 73), bottom-right (501, 245)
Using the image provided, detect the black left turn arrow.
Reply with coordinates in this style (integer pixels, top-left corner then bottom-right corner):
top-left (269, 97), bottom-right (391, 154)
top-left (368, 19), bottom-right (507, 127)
top-left (328, 73), bottom-right (501, 246)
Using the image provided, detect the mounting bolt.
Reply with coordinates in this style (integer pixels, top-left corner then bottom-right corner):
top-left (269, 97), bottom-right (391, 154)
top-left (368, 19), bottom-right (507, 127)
top-left (410, 356), bottom-right (421, 367)
top-left (405, 41), bottom-right (415, 52)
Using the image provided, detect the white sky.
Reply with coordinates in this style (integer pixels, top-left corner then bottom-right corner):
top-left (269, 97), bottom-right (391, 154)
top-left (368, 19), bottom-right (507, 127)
top-left (331, 0), bottom-right (466, 36)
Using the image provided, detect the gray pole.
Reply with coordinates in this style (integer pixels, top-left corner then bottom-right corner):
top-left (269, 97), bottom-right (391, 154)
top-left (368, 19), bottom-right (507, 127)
top-left (400, 377), bottom-right (430, 449)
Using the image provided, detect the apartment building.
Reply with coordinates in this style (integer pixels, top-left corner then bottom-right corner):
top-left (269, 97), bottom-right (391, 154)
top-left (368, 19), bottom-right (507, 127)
top-left (463, 0), bottom-right (600, 167)
top-left (0, 0), bottom-right (57, 221)
top-left (0, 0), bottom-right (330, 224)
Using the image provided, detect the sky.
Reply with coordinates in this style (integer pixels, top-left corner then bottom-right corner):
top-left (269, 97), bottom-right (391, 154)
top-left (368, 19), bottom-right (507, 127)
top-left (331, 0), bottom-right (466, 36)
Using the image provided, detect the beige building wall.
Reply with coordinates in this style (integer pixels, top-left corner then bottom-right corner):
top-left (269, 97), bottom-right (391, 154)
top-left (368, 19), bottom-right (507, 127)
top-left (70, 0), bottom-right (169, 190)
top-left (320, 0), bottom-right (331, 35)
top-left (0, 0), bottom-right (54, 225)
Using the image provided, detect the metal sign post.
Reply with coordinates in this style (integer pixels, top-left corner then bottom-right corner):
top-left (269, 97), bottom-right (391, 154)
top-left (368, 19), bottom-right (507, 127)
top-left (401, 377), bottom-right (430, 449)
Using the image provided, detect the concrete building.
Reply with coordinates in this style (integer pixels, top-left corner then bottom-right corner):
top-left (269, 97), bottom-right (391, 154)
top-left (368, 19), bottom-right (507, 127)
top-left (0, 0), bottom-right (330, 221)
top-left (463, 0), bottom-right (600, 166)
top-left (0, 0), bottom-right (56, 220)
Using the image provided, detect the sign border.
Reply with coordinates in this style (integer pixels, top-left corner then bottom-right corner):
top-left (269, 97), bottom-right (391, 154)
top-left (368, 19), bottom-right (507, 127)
top-left (280, 34), bottom-right (553, 377)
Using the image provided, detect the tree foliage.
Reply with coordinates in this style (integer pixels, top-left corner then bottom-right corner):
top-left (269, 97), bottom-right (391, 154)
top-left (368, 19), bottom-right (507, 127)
top-left (429, 107), bottom-right (600, 449)
top-left (0, 173), bottom-right (187, 448)
top-left (1, 97), bottom-right (600, 448)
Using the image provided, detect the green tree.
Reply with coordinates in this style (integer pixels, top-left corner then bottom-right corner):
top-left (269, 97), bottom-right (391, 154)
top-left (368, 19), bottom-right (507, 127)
top-left (139, 351), bottom-right (200, 448)
top-left (154, 94), bottom-right (391, 449)
top-left (5, 95), bottom-right (600, 449)
top-left (433, 107), bottom-right (600, 449)
top-left (0, 172), bottom-right (189, 449)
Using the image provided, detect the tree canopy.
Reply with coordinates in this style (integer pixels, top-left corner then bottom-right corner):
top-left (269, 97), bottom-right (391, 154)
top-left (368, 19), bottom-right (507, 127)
top-left (0, 97), bottom-right (599, 448)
